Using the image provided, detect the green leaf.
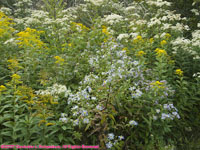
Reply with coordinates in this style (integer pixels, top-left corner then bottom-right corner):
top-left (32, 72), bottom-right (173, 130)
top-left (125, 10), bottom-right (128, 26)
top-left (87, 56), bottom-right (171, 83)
top-left (62, 126), bottom-right (67, 130)
top-left (3, 121), bottom-right (13, 128)
top-left (85, 122), bottom-right (91, 131)
top-left (1, 131), bottom-right (12, 136)
top-left (58, 133), bottom-right (63, 142)
top-left (0, 104), bottom-right (12, 113)
top-left (101, 114), bottom-right (106, 124)
top-left (108, 114), bottom-right (116, 123)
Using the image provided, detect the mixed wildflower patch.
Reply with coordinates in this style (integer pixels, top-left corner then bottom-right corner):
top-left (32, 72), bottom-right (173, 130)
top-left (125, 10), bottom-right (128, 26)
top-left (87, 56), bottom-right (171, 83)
top-left (0, 0), bottom-right (200, 149)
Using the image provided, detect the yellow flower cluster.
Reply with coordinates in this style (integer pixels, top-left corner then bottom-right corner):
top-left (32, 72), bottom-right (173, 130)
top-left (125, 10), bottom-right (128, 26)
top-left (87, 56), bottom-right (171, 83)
top-left (102, 25), bottom-right (110, 36)
top-left (0, 11), bottom-right (14, 37)
top-left (54, 56), bottom-right (64, 65)
top-left (133, 35), bottom-right (143, 43)
top-left (149, 38), bottom-right (154, 44)
top-left (72, 22), bottom-right (90, 30)
top-left (35, 94), bottom-right (57, 126)
top-left (16, 27), bottom-right (44, 48)
top-left (101, 26), bottom-right (110, 43)
top-left (12, 74), bottom-right (21, 79)
top-left (165, 33), bottom-right (171, 39)
top-left (160, 40), bottom-right (167, 46)
top-left (150, 81), bottom-right (165, 89)
top-left (14, 86), bottom-right (36, 106)
top-left (155, 48), bottom-right (167, 57)
top-left (46, 123), bottom-right (55, 126)
top-left (0, 85), bottom-right (6, 92)
top-left (7, 59), bottom-right (22, 71)
top-left (38, 120), bottom-right (46, 126)
top-left (136, 50), bottom-right (146, 57)
top-left (11, 73), bottom-right (22, 84)
top-left (175, 69), bottom-right (183, 76)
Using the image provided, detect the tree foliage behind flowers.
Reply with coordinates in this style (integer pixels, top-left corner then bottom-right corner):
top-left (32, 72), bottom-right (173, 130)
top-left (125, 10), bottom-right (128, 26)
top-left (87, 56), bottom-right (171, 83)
top-left (0, 0), bottom-right (200, 149)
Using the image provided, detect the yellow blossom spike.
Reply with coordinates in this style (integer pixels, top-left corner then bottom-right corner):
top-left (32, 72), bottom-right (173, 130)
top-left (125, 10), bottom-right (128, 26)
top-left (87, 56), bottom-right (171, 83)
top-left (175, 69), bottom-right (183, 76)
top-left (0, 85), bottom-right (6, 92)
top-left (16, 28), bottom-right (45, 48)
top-left (54, 56), bottom-right (64, 65)
top-left (68, 43), bottom-right (72, 47)
top-left (165, 33), bottom-right (171, 38)
top-left (160, 40), bottom-right (167, 46)
top-left (12, 74), bottom-right (21, 79)
top-left (149, 38), bottom-right (154, 44)
top-left (150, 81), bottom-right (165, 89)
top-left (46, 123), bottom-right (55, 126)
top-left (136, 51), bottom-right (146, 57)
top-left (155, 48), bottom-right (167, 56)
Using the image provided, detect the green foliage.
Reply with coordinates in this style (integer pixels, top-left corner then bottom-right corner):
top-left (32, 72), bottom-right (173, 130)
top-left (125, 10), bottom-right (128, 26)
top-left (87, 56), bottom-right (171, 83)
top-left (166, 0), bottom-right (200, 37)
top-left (0, 0), bottom-right (200, 149)
top-left (42, 0), bottom-right (66, 19)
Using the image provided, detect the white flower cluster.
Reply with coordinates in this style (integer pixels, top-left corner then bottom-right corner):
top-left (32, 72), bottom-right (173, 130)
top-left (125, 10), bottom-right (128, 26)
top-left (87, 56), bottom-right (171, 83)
top-left (80, 74), bottom-right (99, 85)
top-left (191, 30), bottom-right (200, 47)
top-left (154, 104), bottom-right (180, 121)
top-left (198, 23), bottom-right (200, 28)
top-left (59, 113), bottom-right (68, 123)
top-left (129, 120), bottom-right (138, 126)
top-left (106, 133), bottom-right (125, 149)
top-left (171, 33), bottom-right (199, 58)
top-left (117, 33), bottom-right (129, 41)
top-left (4, 38), bottom-right (17, 46)
top-left (0, 7), bottom-right (12, 15)
top-left (191, 9), bottom-right (200, 16)
top-left (126, 0), bottom-right (189, 38)
top-left (193, 72), bottom-right (200, 78)
top-left (171, 37), bottom-right (191, 46)
top-left (14, 0), bottom-right (32, 7)
top-left (103, 14), bottom-right (123, 25)
top-left (68, 87), bottom-right (92, 104)
top-left (146, 0), bottom-right (171, 7)
top-left (36, 84), bottom-right (69, 96)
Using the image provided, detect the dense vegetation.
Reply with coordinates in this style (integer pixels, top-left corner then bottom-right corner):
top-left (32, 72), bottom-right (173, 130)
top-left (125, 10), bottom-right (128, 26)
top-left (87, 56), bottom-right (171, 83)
top-left (0, 0), bottom-right (200, 149)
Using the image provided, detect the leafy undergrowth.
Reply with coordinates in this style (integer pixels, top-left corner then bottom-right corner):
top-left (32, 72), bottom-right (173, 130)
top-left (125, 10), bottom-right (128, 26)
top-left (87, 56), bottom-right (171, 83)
top-left (0, 0), bottom-right (200, 149)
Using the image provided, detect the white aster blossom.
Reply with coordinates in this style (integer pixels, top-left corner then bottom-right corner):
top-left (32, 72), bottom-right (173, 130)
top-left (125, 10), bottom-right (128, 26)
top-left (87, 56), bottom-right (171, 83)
top-left (118, 136), bottom-right (124, 140)
top-left (156, 109), bottom-right (160, 113)
top-left (96, 105), bottom-right (103, 110)
top-left (83, 118), bottom-right (89, 124)
top-left (59, 117), bottom-right (68, 123)
top-left (108, 133), bottom-right (115, 140)
top-left (106, 142), bottom-right (113, 149)
top-left (129, 120), bottom-right (138, 126)
top-left (61, 113), bottom-right (67, 118)
top-left (153, 116), bottom-right (158, 120)
top-left (73, 119), bottom-right (79, 126)
top-left (161, 113), bottom-right (172, 120)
